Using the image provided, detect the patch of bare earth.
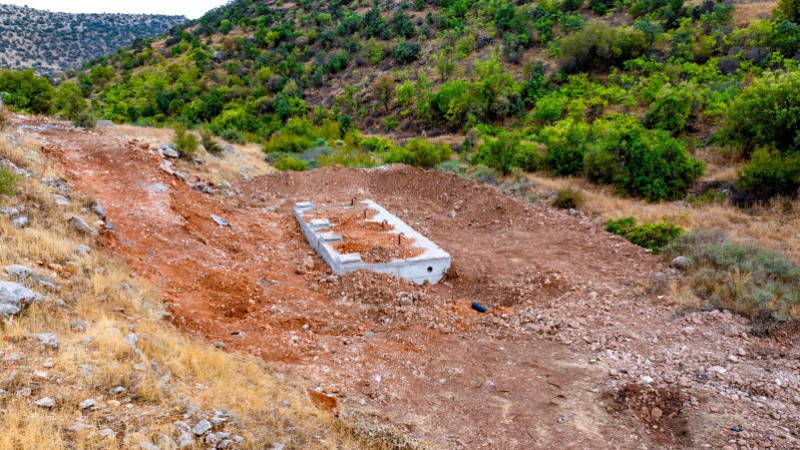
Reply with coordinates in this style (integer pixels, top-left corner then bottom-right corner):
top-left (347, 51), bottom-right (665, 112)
top-left (24, 115), bottom-right (800, 448)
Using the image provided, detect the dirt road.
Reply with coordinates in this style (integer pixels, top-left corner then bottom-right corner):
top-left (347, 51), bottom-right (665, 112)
top-left (26, 117), bottom-right (800, 448)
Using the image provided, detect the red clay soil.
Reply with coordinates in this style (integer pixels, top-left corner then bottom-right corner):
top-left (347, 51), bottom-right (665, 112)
top-left (27, 116), bottom-right (797, 449)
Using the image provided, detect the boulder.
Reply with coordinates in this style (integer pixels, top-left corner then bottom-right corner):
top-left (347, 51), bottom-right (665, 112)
top-left (671, 256), bottom-right (691, 271)
top-left (68, 216), bottom-right (96, 235)
top-left (0, 281), bottom-right (36, 313)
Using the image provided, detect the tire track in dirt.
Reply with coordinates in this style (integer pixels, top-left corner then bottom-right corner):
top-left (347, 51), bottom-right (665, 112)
top-left (29, 116), bottom-right (676, 448)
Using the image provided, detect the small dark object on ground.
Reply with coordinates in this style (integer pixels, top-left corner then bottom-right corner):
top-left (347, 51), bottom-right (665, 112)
top-left (731, 425), bottom-right (744, 432)
top-left (472, 302), bottom-right (489, 313)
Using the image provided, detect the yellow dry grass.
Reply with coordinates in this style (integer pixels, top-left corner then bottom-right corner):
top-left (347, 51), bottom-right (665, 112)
top-left (0, 121), bottom-right (404, 448)
top-left (525, 167), bottom-right (800, 264)
top-left (733, 0), bottom-right (778, 27)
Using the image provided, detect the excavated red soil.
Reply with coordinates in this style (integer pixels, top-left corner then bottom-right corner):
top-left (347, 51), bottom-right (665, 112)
top-left (27, 116), bottom-right (800, 449)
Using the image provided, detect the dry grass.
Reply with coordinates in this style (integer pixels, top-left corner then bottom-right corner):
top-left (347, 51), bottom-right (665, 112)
top-left (0, 129), bottom-right (403, 448)
top-left (525, 168), bottom-right (800, 265)
top-left (100, 123), bottom-right (274, 184)
top-left (733, 0), bottom-right (778, 27)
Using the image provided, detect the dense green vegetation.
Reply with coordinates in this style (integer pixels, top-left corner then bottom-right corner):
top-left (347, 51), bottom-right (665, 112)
top-left (0, 4), bottom-right (185, 76)
top-left (606, 217), bottom-right (683, 253)
top-left (0, 0), bottom-right (794, 203)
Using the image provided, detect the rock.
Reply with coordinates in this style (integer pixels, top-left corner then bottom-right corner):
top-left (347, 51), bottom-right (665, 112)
top-left (640, 375), bottom-right (654, 384)
top-left (124, 333), bottom-right (138, 347)
top-left (68, 216), bottom-right (96, 235)
top-left (3, 265), bottom-right (33, 281)
top-left (75, 245), bottom-right (92, 255)
top-left (54, 195), bottom-right (71, 206)
top-left (651, 407), bottom-right (663, 421)
top-left (35, 333), bottom-right (60, 349)
top-left (213, 341), bottom-right (226, 349)
top-left (232, 435), bottom-right (244, 444)
top-left (0, 303), bottom-right (20, 316)
top-left (205, 433), bottom-right (220, 444)
top-left (211, 409), bottom-right (229, 425)
top-left (270, 443), bottom-right (285, 450)
top-left (217, 439), bottom-right (233, 449)
top-left (159, 144), bottom-right (180, 158)
top-left (0, 281), bottom-right (36, 314)
top-left (79, 399), bottom-right (97, 410)
top-left (302, 255), bottom-right (315, 272)
top-left (192, 419), bottom-right (212, 436)
top-left (34, 396), bottom-right (55, 408)
top-left (109, 386), bottom-right (126, 395)
top-left (96, 120), bottom-right (114, 128)
top-left (708, 366), bottom-right (727, 374)
top-left (0, 206), bottom-right (19, 217)
top-left (139, 442), bottom-right (159, 450)
top-left (98, 428), bottom-right (117, 438)
top-left (11, 216), bottom-right (29, 228)
top-left (671, 256), bottom-right (691, 270)
top-left (90, 202), bottom-right (106, 219)
top-left (212, 51), bottom-right (225, 60)
top-left (211, 215), bottom-right (232, 227)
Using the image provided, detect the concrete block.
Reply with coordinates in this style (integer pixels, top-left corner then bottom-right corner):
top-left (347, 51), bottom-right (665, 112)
top-left (294, 200), bottom-right (451, 284)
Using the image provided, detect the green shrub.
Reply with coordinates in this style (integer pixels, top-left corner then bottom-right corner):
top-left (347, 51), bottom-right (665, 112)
top-left (585, 116), bottom-right (704, 201)
top-left (275, 156), bottom-right (308, 171)
top-left (606, 217), bottom-right (683, 253)
top-left (559, 21), bottom-right (647, 72)
top-left (662, 229), bottom-right (800, 327)
top-left (532, 94), bottom-right (566, 123)
top-left (200, 129), bottom-right (223, 154)
top-left (392, 42), bottom-right (421, 64)
top-left (590, 0), bottom-right (615, 14)
top-left (540, 119), bottom-right (591, 176)
top-left (643, 83), bottom-right (697, 134)
top-left (473, 133), bottom-right (519, 175)
top-left (326, 51), bottom-right (349, 73)
top-left (384, 138), bottom-right (452, 168)
top-left (173, 124), bottom-right (199, 157)
top-left (735, 148), bottom-right (800, 199)
top-left (552, 188), bottom-right (582, 209)
top-left (0, 167), bottom-right (17, 197)
top-left (469, 165), bottom-right (500, 185)
top-left (718, 70), bottom-right (800, 156)
top-left (436, 159), bottom-right (468, 177)
top-left (361, 135), bottom-right (395, 153)
top-left (0, 69), bottom-right (56, 114)
top-left (71, 108), bottom-right (97, 129)
top-left (262, 132), bottom-right (315, 153)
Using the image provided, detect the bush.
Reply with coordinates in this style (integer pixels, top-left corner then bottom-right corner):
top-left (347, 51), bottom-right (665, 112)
top-left (718, 70), bottom-right (800, 156)
top-left (540, 119), bottom-right (591, 176)
top-left (552, 188), bottom-right (582, 209)
top-left (0, 69), bottom-right (56, 114)
top-left (643, 83), bottom-right (697, 134)
top-left (585, 116), bottom-right (705, 201)
top-left (392, 41), bottom-right (421, 64)
top-left (606, 217), bottom-right (683, 253)
top-left (275, 156), bottom-right (308, 171)
top-left (0, 167), bottom-right (17, 197)
top-left (71, 108), bottom-right (97, 129)
top-left (662, 229), bottom-right (800, 326)
top-left (559, 21), bottom-right (647, 72)
top-left (384, 138), bottom-right (452, 168)
top-left (200, 129), bottom-right (223, 154)
top-left (173, 124), bottom-right (198, 157)
top-left (735, 147), bottom-right (800, 199)
top-left (435, 159), bottom-right (468, 177)
top-left (325, 51), bottom-right (349, 73)
top-left (371, 74), bottom-right (396, 112)
top-left (473, 133), bottom-right (519, 175)
top-left (262, 132), bottom-right (315, 153)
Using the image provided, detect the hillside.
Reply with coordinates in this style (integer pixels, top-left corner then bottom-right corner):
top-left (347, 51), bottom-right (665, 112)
top-left (0, 4), bottom-right (185, 76)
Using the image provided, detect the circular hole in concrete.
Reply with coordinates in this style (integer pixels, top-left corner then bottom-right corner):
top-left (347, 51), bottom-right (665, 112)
top-left (427, 266), bottom-right (433, 273)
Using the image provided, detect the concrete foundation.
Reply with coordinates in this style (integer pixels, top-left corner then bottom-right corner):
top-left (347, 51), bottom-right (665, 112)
top-left (294, 200), bottom-right (451, 284)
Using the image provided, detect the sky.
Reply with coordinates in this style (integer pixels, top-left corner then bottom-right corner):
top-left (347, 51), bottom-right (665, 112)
top-left (1, 0), bottom-right (228, 19)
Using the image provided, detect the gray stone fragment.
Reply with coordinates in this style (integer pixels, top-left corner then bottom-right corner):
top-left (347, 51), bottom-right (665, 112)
top-left (75, 245), bottom-right (92, 255)
top-left (79, 398), bottom-right (97, 410)
top-left (3, 265), bottom-right (33, 281)
top-left (34, 396), bottom-right (55, 408)
top-left (36, 333), bottom-right (60, 349)
top-left (11, 216), bottom-right (29, 228)
top-left (90, 202), bottom-right (106, 219)
top-left (671, 256), bottom-right (691, 271)
top-left (192, 419), bottom-right (212, 436)
top-left (68, 216), bottom-right (96, 235)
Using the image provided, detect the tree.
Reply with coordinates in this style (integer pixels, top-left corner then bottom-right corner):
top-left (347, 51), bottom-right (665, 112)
top-left (777, 0), bottom-right (800, 21)
top-left (371, 74), bottom-right (396, 112)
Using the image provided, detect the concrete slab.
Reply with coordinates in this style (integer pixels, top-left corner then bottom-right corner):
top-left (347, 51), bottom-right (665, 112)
top-left (294, 200), bottom-right (451, 284)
